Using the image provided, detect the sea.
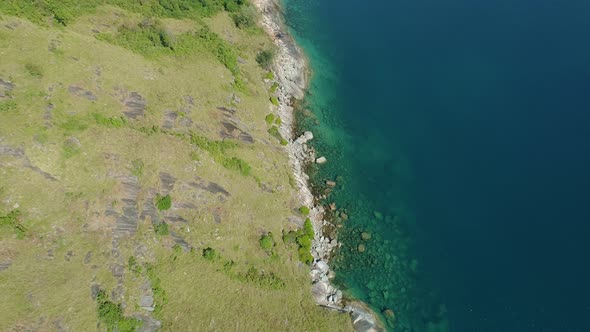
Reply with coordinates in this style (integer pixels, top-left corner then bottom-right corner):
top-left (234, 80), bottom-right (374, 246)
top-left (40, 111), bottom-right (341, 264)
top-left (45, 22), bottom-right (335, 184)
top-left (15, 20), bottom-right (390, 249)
top-left (281, 0), bottom-right (590, 331)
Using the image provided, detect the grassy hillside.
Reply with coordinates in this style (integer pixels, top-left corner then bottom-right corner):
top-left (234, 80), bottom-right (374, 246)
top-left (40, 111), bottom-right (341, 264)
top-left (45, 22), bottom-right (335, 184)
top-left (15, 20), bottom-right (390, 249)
top-left (0, 2), bottom-right (351, 331)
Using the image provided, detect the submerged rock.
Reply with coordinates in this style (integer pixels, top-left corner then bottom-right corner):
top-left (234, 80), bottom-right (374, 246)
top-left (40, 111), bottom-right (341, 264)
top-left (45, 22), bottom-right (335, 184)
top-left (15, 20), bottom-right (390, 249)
top-left (358, 244), bottom-right (366, 253)
top-left (316, 156), bottom-right (327, 164)
top-left (361, 232), bottom-right (372, 241)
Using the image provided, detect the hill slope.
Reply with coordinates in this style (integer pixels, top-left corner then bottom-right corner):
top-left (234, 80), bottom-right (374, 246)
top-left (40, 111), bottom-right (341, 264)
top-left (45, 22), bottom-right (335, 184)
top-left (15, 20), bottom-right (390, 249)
top-left (0, 2), bottom-right (351, 331)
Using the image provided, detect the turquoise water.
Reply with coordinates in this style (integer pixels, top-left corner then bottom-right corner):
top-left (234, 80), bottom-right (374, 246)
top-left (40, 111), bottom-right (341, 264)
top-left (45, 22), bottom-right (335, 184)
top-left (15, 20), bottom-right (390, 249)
top-left (282, 0), bottom-right (590, 331)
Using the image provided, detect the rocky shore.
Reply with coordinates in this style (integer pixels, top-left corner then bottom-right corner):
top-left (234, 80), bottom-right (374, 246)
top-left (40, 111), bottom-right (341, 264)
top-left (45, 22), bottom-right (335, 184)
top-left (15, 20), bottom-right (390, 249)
top-left (252, 1), bottom-right (383, 331)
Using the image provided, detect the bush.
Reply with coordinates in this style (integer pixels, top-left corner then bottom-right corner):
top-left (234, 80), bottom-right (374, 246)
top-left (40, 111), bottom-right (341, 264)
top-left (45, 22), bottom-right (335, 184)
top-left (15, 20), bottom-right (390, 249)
top-left (202, 247), bottom-right (219, 261)
top-left (268, 126), bottom-right (286, 145)
top-left (154, 222), bottom-right (169, 236)
top-left (297, 246), bottom-right (314, 265)
top-left (270, 82), bottom-right (279, 93)
top-left (256, 49), bottom-right (274, 70)
top-left (259, 232), bottom-right (275, 251)
top-left (299, 206), bottom-right (310, 215)
top-left (296, 234), bottom-right (312, 248)
top-left (155, 194), bottom-right (172, 211)
top-left (265, 113), bottom-right (275, 125)
top-left (303, 218), bottom-right (314, 237)
top-left (264, 71), bottom-right (274, 80)
top-left (270, 96), bottom-right (279, 106)
top-left (96, 289), bottom-right (143, 332)
top-left (145, 264), bottom-right (167, 317)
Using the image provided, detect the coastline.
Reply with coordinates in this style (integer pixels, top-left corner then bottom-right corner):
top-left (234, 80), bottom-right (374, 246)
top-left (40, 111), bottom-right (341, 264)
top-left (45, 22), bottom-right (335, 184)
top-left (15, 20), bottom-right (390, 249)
top-left (252, 1), bottom-right (384, 330)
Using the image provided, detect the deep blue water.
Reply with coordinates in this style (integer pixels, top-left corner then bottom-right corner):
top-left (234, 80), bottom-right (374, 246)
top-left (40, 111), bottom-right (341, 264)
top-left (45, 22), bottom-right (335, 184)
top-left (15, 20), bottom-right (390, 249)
top-left (282, 0), bottom-right (590, 331)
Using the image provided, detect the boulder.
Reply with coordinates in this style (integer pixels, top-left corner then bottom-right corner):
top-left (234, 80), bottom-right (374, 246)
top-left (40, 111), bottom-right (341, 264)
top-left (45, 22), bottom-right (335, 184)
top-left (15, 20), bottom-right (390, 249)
top-left (326, 180), bottom-right (336, 187)
top-left (316, 156), bottom-right (327, 164)
top-left (303, 131), bottom-right (313, 141)
top-left (316, 260), bottom-right (329, 273)
top-left (361, 232), bottom-right (372, 241)
top-left (358, 244), bottom-right (366, 252)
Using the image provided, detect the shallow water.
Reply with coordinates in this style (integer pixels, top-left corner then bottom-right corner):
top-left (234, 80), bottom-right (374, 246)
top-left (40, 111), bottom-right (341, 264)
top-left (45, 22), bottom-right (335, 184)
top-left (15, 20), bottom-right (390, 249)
top-left (282, 0), bottom-right (590, 331)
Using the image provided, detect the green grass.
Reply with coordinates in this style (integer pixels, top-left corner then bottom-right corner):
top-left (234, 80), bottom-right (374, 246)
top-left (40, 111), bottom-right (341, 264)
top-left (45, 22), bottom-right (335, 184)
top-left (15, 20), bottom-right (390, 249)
top-left (154, 222), bottom-right (170, 236)
top-left (0, 4), bottom-right (353, 331)
top-left (24, 62), bottom-right (43, 78)
top-left (0, 210), bottom-right (26, 239)
top-left (93, 113), bottom-right (127, 128)
top-left (0, 100), bottom-right (17, 112)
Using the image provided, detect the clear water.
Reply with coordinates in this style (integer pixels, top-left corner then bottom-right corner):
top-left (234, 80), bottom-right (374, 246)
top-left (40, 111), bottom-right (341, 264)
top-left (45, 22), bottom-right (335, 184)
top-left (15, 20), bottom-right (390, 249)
top-left (282, 0), bottom-right (590, 331)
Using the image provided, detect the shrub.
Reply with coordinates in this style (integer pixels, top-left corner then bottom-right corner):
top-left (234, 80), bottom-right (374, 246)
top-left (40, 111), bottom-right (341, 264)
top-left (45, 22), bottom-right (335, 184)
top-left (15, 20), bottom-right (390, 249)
top-left (202, 247), bottom-right (219, 261)
top-left (154, 222), bottom-right (169, 236)
top-left (297, 246), bottom-right (314, 264)
top-left (299, 206), bottom-right (310, 216)
top-left (264, 71), bottom-right (274, 80)
top-left (265, 113), bottom-right (275, 125)
top-left (256, 49), bottom-right (274, 70)
top-left (232, 10), bottom-right (255, 29)
top-left (282, 230), bottom-right (298, 245)
top-left (296, 234), bottom-right (312, 248)
top-left (303, 218), bottom-right (314, 237)
top-left (270, 96), bottom-right (279, 106)
top-left (96, 289), bottom-right (143, 332)
top-left (155, 194), bottom-right (172, 211)
top-left (270, 82), bottom-right (279, 93)
top-left (268, 126), bottom-right (286, 145)
top-left (238, 266), bottom-right (285, 289)
top-left (145, 264), bottom-right (167, 317)
top-left (259, 233), bottom-right (275, 251)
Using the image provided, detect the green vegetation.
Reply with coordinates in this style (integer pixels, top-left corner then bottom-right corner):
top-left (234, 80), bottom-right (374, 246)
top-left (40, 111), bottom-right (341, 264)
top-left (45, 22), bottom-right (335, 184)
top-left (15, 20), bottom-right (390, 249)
top-left (155, 194), bottom-right (172, 211)
top-left (154, 222), bottom-right (169, 236)
top-left (96, 289), bottom-right (143, 332)
top-left (128, 256), bottom-right (142, 275)
top-left (145, 264), bottom-right (168, 317)
top-left (189, 134), bottom-right (252, 176)
top-left (270, 96), bottom-right (279, 106)
top-left (24, 62), bottom-right (43, 78)
top-left (259, 232), bottom-right (275, 251)
top-left (0, 100), bottom-right (17, 112)
top-left (222, 157), bottom-right (252, 176)
top-left (202, 247), bottom-right (219, 261)
top-left (231, 6), bottom-right (256, 29)
top-left (283, 218), bottom-right (315, 264)
top-left (256, 49), bottom-right (274, 70)
top-left (264, 71), bottom-right (274, 80)
top-left (270, 82), bottom-right (279, 93)
top-left (93, 113), bottom-right (127, 128)
top-left (265, 113), bottom-right (275, 125)
top-left (268, 126), bottom-right (287, 146)
top-left (0, 210), bottom-right (26, 238)
top-left (0, 2), bottom-right (353, 331)
top-left (130, 159), bottom-right (144, 177)
top-left (299, 206), bottom-right (310, 216)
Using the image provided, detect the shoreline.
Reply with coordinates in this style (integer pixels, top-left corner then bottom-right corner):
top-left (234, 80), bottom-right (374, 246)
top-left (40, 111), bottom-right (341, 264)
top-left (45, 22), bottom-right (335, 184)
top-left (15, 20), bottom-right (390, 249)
top-left (252, 1), bottom-right (384, 331)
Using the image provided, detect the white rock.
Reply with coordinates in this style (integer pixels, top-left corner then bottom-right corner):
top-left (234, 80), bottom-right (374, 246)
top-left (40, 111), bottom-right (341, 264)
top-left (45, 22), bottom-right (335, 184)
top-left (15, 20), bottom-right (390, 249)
top-left (316, 156), bottom-right (327, 164)
top-left (316, 260), bottom-right (329, 273)
top-left (303, 131), bottom-right (314, 141)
